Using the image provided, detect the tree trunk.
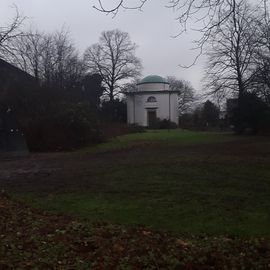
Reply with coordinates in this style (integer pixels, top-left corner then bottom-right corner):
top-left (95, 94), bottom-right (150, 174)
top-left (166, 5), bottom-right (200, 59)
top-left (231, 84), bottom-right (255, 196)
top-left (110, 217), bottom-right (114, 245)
top-left (109, 86), bottom-right (114, 102)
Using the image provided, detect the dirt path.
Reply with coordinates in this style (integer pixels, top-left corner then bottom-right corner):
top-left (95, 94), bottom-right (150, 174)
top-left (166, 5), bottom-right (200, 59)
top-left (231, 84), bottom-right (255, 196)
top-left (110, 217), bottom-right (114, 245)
top-left (0, 137), bottom-right (269, 193)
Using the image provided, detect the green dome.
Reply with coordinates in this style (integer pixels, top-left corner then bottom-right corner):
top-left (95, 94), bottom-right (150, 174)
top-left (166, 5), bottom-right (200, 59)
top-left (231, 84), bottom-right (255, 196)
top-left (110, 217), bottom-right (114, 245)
top-left (138, 75), bottom-right (169, 85)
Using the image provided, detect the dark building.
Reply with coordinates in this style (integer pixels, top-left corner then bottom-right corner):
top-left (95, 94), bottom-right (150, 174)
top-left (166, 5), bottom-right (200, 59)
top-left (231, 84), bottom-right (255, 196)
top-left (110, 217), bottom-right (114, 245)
top-left (0, 58), bottom-right (35, 110)
top-left (0, 59), bottom-right (34, 157)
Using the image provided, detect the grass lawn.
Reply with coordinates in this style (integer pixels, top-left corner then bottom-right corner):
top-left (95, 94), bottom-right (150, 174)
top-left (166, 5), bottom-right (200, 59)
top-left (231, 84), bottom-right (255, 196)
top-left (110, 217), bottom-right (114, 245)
top-left (2, 129), bottom-right (270, 236)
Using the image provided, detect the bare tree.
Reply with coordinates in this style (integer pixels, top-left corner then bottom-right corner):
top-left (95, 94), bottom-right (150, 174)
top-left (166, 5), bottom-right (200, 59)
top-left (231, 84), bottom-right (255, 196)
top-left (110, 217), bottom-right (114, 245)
top-left (251, 6), bottom-right (270, 106)
top-left (46, 30), bottom-right (84, 89)
top-left (6, 28), bottom-right (84, 88)
top-left (167, 76), bottom-right (195, 114)
top-left (7, 29), bottom-right (44, 82)
top-left (93, 0), bottom-right (254, 65)
top-left (84, 29), bottom-right (142, 101)
top-left (0, 6), bottom-right (25, 59)
top-left (204, 0), bottom-right (258, 101)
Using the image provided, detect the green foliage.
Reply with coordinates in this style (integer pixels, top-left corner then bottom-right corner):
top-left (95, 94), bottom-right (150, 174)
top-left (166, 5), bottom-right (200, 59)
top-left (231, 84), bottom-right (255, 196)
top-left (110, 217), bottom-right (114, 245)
top-left (179, 100), bottom-right (220, 130)
top-left (82, 73), bottom-right (105, 111)
top-left (22, 86), bottom-right (104, 151)
top-left (149, 118), bottom-right (178, 129)
top-left (231, 93), bottom-right (270, 134)
top-left (201, 100), bottom-right (220, 127)
top-left (158, 118), bottom-right (178, 129)
top-left (100, 99), bottom-right (127, 122)
top-left (127, 123), bottom-right (145, 133)
top-left (3, 74), bottom-right (105, 151)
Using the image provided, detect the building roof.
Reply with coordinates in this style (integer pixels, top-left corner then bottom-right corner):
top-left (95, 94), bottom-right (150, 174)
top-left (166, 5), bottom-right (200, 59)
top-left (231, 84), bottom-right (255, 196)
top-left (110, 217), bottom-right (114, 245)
top-left (137, 75), bottom-right (169, 85)
top-left (0, 58), bottom-right (34, 81)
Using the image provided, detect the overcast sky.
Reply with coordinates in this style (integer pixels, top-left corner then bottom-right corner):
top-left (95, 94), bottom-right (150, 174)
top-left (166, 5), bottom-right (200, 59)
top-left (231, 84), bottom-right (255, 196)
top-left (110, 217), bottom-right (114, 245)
top-left (0, 0), bottom-right (205, 92)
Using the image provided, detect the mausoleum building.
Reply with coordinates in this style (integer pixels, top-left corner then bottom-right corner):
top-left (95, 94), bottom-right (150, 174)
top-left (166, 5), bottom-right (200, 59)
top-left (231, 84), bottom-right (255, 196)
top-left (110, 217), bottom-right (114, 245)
top-left (126, 75), bottom-right (179, 127)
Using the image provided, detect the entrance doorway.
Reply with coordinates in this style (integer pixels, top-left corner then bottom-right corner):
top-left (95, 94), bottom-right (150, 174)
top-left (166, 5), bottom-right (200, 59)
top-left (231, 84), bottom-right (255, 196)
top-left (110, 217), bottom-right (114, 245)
top-left (147, 110), bottom-right (157, 128)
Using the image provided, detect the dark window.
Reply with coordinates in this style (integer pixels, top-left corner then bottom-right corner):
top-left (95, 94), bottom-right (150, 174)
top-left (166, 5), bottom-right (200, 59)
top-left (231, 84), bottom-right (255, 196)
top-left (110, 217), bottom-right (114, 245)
top-left (147, 96), bottom-right (157, 102)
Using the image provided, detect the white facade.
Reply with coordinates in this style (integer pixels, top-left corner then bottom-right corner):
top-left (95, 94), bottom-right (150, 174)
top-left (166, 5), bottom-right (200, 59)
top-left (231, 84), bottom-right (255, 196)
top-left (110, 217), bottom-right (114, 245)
top-left (126, 75), bottom-right (179, 127)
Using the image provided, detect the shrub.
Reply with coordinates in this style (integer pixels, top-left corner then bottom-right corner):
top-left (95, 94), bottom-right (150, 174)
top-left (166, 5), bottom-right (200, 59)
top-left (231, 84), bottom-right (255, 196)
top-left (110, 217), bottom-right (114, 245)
top-left (100, 99), bottom-right (127, 122)
top-left (231, 93), bottom-right (270, 134)
top-left (151, 118), bottom-right (178, 129)
top-left (158, 119), bottom-right (178, 129)
top-left (127, 123), bottom-right (145, 133)
top-left (23, 101), bottom-right (104, 152)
